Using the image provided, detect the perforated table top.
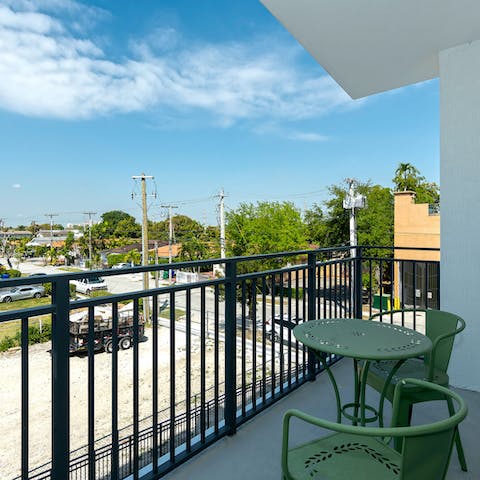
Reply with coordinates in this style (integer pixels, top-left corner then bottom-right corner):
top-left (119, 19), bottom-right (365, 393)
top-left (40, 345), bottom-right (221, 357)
top-left (293, 318), bottom-right (432, 361)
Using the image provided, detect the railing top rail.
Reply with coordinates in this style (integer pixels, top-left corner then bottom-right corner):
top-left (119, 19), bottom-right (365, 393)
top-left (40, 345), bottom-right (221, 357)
top-left (0, 245), bottom-right (441, 290)
top-left (0, 304), bottom-right (55, 323)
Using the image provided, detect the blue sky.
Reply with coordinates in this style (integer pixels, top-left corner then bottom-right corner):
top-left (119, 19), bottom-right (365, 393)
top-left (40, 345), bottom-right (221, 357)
top-left (0, 0), bottom-right (440, 227)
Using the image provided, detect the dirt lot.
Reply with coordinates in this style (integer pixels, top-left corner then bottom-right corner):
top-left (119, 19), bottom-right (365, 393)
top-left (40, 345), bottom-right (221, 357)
top-left (0, 325), bottom-right (240, 479)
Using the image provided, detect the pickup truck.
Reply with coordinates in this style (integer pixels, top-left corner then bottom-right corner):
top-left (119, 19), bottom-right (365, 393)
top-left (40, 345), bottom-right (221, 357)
top-left (72, 277), bottom-right (108, 295)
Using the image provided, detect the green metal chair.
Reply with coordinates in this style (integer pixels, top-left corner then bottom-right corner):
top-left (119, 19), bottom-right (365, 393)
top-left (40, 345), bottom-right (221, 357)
top-left (281, 378), bottom-right (467, 480)
top-left (365, 309), bottom-right (467, 470)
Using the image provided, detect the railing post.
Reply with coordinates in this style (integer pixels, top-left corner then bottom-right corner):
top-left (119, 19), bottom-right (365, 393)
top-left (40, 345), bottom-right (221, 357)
top-left (224, 260), bottom-right (237, 435)
top-left (51, 277), bottom-right (70, 480)
top-left (307, 252), bottom-right (317, 381)
top-left (354, 246), bottom-right (363, 319)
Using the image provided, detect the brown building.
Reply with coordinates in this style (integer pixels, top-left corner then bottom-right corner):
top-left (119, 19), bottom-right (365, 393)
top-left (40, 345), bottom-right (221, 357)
top-left (394, 191), bottom-right (440, 309)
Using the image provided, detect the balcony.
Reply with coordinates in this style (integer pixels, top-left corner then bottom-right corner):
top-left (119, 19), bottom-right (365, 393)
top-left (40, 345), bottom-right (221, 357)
top-left (164, 360), bottom-right (479, 480)
top-left (0, 246), bottom-right (477, 479)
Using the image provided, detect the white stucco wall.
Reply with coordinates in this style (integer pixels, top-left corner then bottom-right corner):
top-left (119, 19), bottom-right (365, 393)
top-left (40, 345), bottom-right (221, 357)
top-left (440, 40), bottom-right (480, 391)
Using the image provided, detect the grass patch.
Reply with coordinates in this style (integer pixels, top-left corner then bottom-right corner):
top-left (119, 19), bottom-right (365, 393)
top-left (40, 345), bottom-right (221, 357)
top-left (0, 296), bottom-right (51, 312)
top-left (159, 308), bottom-right (184, 321)
top-left (59, 267), bottom-right (84, 272)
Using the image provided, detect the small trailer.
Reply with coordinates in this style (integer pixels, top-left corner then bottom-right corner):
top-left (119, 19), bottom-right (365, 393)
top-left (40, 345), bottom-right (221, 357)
top-left (69, 305), bottom-right (145, 354)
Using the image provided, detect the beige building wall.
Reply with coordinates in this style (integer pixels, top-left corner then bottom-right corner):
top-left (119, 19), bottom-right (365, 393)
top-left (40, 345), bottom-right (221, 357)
top-left (394, 191), bottom-right (440, 262)
top-left (393, 191), bottom-right (440, 306)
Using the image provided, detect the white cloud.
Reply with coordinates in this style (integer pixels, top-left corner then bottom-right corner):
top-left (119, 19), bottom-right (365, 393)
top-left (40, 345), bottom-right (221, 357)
top-left (286, 131), bottom-right (329, 142)
top-left (11, 183), bottom-right (21, 188)
top-left (0, 2), bottom-right (359, 124)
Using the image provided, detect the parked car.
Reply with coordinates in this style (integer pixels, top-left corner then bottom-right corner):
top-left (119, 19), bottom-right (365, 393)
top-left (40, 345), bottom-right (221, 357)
top-left (111, 263), bottom-right (131, 269)
top-left (0, 285), bottom-right (46, 303)
top-left (71, 277), bottom-right (108, 295)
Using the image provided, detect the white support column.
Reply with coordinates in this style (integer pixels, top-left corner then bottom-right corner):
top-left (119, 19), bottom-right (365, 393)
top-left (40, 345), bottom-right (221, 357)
top-left (440, 40), bottom-right (480, 391)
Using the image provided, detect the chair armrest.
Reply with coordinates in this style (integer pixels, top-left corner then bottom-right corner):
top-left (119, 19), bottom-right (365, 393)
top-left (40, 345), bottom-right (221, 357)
top-left (370, 308), bottom-right (426, 321)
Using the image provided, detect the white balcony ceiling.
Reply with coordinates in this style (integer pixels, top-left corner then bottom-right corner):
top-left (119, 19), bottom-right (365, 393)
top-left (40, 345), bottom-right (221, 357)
top-left (260, 0), bottom-right (480, 99)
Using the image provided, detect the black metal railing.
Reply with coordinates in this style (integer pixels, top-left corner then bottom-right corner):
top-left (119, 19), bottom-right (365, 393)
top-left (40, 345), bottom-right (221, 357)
top-left (0, 246), bottom-right (439, 480)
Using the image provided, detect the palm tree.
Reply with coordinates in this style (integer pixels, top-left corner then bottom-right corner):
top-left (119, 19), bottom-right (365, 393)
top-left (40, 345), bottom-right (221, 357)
top-left (393, 163), bottom-right (422, 191)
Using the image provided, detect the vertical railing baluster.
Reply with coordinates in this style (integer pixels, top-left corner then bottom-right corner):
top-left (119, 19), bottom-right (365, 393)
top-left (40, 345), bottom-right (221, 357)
top-left (279, 274), bottom-right (284, 393)
top-left (200, 287), bottom-right (206, 442)
top-left (152, 296), bottom-right (158, 474)
top-left (307, 252), bottom-right (317, 380)
top-left (355, 247), bottom-right (363, 320)
top-left (87, 306), bottom-right (95, 480)
top-left (241, 281), bottom-right (246, 415)
top-left (21, 316), bottom-right (29, 480)
top-left (295, 271), bottom-right (299, 382)
top-left (186, 289), bottom-right (192, 451)
top-left (111, 302), bottom-right (119, 480)
top-left (368, 259), bottom-right (373, 318)
top-left (214, 285), bottom-right (219, 432)
top-left (413, 262), bottom-right (417, 329)
top-left (287, 271), bottom-right (292, 387)
top-left (251, 278), bottom-right (257, 410)
top-left (133, 299), bottom-right (140, 479)
top-left (51, 277), bottom-right (70, 480)
top-left (169, 291), bottom-right (176, 460)
top-left (261, 277), bottom-right (267, 404)
top-left (224, 260), bottom-right (237, 436)
top-left (270, 273), bottom-right (276, 397)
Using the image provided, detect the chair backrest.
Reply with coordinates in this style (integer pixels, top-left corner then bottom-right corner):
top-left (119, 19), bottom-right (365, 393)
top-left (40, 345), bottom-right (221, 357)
top-left (392, 379), bottom-right (467, 480)
top-left (424, 309), bottom-right (465, 374)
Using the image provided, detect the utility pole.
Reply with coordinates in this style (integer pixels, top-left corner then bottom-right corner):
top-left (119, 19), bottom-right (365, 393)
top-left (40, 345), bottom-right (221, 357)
top-left (45, 213), bottom-right (59, 246)
top-left (132, 174), bottom-right (155, 322)
top-left (343, 179), bottom-right (366, 308)
top-left (219, 188), bottom-right (226, 259)
top-left (154, 240), bottom-right (159, 288)
top-left (160, 204), bottom-right (178, 283)
top-left (83, 211), bottom-right (97, 270)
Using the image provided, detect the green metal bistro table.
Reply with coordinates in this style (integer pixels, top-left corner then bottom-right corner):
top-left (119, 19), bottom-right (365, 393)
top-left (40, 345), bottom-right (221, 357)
top-left (293, 318), bottom-right (432, 426)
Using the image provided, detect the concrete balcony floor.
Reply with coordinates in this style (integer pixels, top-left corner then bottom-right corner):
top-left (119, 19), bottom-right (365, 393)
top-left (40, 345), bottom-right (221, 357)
top-left (165, 359), bottom-right (479, 479)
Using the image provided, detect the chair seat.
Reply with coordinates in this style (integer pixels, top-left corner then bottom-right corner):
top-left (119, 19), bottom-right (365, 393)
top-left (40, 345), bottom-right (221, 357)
top-left (366, 358), bottom-right (449, 401)
top-left (287, 432), bottom-right (401, 480)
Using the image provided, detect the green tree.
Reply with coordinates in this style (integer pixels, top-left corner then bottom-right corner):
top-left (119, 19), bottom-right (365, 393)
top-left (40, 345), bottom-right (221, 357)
top-left (149, 215), bottom-right (204, 242)
top-left (114, 217), bottom-right (141, 238)
top-left (125, 249), bottom-right (142, 265)
top-left (304, 203), bottom-right (329, 246)
top-left (393, 163), bottom-right (439, 204)
top-left (101, 210), bottom-right (140, 237)
top-left (226, 201), bottom-right (307, 259)
top-left (179, 237), bottom-right (210, 271)
top-left (305, 182), bottom-right (393, 252)
top-left (226, 202), bottom-right (307, 314)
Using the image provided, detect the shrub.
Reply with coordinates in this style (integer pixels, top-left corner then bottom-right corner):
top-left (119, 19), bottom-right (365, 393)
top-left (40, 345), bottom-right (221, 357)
top-left (89, 289), bottom-right (110, 298)
top-left (107, 253), bottom-right (126, 268)
top-left (41, 283), bottom-right (76, 298)
top-left (6, 269), bottom-right (21, 278)
top-left (0, 322), bottom-right (52, 352)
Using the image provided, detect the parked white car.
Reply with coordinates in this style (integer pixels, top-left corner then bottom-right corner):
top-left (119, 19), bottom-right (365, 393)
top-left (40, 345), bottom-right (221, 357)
top-left (72, 277), bottom-right (108, 295)
top-left (0, 285), bottom-right (45, 303)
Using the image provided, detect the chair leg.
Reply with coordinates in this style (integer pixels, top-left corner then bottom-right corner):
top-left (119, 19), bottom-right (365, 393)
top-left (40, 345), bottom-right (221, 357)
top-left (393, 400), bottom-right (413, 451)
top-left (446, 396), bottom-right (468, 472)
